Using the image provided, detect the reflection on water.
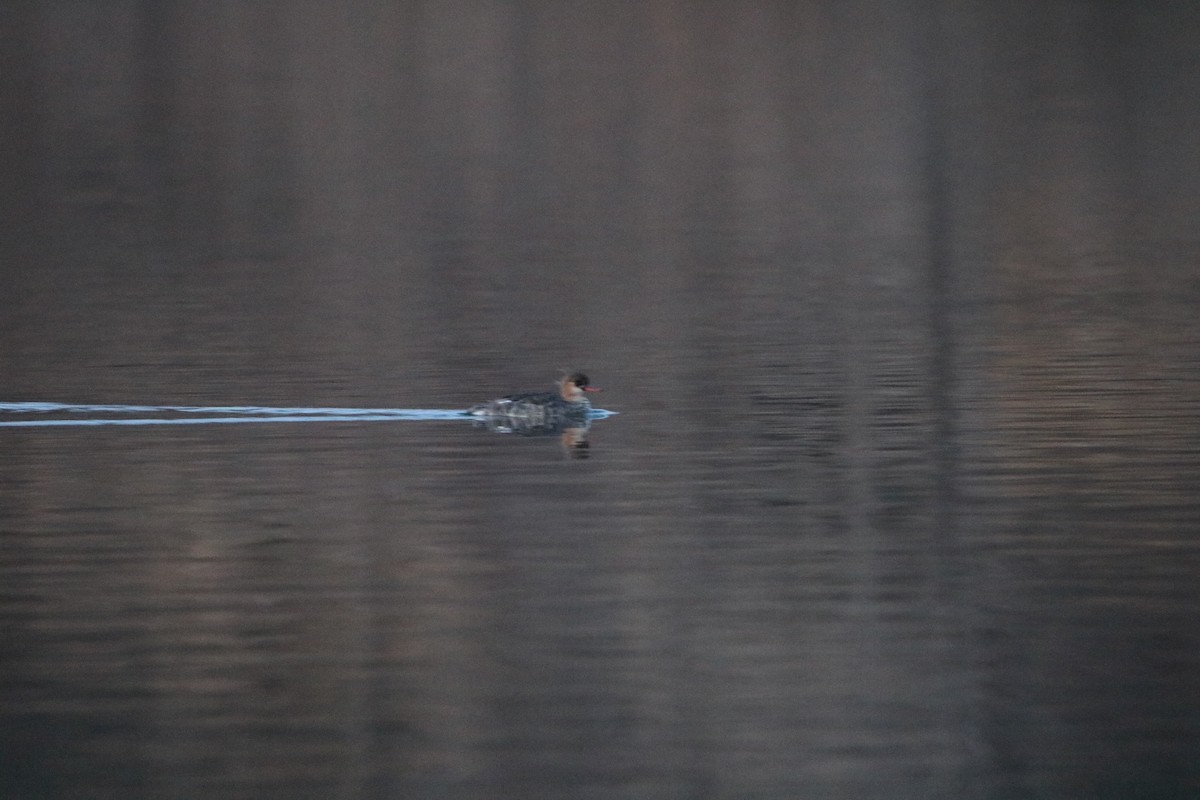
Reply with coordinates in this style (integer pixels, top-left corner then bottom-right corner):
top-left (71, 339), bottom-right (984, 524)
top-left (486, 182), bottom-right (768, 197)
top-left (3, 2), bottom-right (1200, 799)
top-left (468, 412), bottom-right (599, 459)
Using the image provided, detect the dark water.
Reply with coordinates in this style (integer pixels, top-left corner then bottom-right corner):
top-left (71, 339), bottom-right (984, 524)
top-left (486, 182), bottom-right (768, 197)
top-left (3, 3), bottom-right (1200, 798)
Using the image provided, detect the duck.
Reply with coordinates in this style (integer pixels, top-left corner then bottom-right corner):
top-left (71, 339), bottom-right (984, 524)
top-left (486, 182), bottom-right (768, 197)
top-left (468, 372), bottom-right (601, 425)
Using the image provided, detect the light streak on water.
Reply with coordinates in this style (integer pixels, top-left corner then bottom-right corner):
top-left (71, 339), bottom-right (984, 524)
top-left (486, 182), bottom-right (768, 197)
top-left (0, 402), bottom-right (616, 428)
top-left (0, 402), bottom-right (461, 417)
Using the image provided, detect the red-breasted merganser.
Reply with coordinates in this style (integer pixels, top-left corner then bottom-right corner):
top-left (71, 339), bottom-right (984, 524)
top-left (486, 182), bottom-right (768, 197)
top-left (468, 372), bottom-right (601, 425)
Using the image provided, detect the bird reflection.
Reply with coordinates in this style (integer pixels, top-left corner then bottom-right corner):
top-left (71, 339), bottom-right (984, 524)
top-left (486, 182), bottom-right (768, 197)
top-left (560, 426), bottom-right (590, 458)
top-left (470, 413), bottom-right (593, 457)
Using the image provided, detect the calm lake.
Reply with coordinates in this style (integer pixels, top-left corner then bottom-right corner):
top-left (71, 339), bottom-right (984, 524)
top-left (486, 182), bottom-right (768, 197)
top-left (2, 3), bottom-right (1199, 798)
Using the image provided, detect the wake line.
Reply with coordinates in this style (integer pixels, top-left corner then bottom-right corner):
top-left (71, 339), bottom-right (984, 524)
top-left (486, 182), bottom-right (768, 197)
top-left (0, 401), bottom-right (617, 428)
top-left (0, 413), bottom-right (466, 428)
top-left (0, 402), bottom-right (471, 428)
top-left (0, 402), bottom-right (463, 417)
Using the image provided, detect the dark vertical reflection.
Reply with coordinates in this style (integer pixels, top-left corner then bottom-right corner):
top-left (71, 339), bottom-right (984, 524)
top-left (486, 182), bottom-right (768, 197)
top-left (915, 1), bottom-right (958, 534)
top-left (0, 3), bottom-right (42, 263)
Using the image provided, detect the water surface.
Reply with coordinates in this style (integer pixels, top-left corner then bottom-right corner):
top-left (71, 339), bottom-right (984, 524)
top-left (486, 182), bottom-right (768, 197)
top-left (2, 3), bottom-right (1199, 799)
